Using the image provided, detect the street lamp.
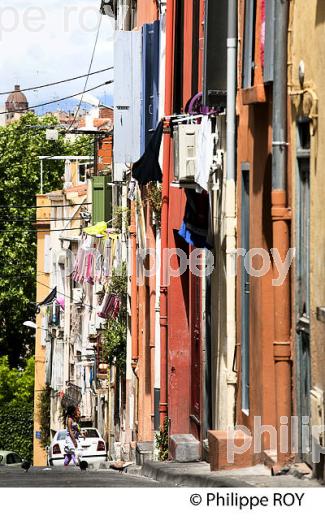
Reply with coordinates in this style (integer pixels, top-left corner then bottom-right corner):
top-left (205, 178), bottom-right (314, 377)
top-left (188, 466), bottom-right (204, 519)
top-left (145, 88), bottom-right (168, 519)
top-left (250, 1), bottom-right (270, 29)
top-left (23, 321), bottom-right (37, 330)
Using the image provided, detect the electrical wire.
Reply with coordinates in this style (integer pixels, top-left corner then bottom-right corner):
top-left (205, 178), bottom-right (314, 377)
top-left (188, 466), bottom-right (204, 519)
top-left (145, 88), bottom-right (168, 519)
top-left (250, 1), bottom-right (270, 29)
top-left (0, 203), bottom-right (91, 210)
top-left (36, 280), bottom-right (94, 309)
top-left (67, 15), bottom-right (103, 132)
top-left (0, 80), bottom-right (113, 116)
top-left (0, 217), bottom-right (88, 223)
top-left (0, 226), bottom-right (84, 233)
top-left (0, 66), bottom-right (113, 96)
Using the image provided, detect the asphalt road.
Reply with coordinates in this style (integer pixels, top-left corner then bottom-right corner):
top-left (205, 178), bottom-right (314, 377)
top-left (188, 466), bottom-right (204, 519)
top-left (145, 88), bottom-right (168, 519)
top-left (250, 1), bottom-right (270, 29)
top-left (0, 466), bottom-right (172, 487)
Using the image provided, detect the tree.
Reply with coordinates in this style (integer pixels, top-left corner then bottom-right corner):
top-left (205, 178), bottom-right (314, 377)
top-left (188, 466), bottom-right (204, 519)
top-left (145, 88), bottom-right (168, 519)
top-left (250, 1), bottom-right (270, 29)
top-left (0, 113), bottom-right (92, 367)
top-left (0, 355), bottom-right (34, 405)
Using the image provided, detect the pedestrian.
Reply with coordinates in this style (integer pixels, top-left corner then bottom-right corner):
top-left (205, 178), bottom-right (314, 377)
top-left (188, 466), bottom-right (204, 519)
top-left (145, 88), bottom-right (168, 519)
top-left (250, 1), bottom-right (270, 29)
top-left (63, 404), bottom-right (84, 467)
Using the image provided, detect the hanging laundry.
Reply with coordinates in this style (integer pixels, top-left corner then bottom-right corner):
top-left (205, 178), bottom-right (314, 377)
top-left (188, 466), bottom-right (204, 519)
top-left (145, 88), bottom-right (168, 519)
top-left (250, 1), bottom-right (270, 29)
top-left (85, 251), bottom-right (95, 285)
top-left (128, 179), bottom-right (136, 200)
top-left (132, 121), bottom-right (164, 185)
top-left (178, 189), bottom-right (212, 249)
top-left (97, 293), bottom-right (121, 319)
top-left (195, 115), bottom-right (215, 192)
top-left (84, 221), bottom-right (108, 237)
top-left (56, 296), bottom-right (65, 310)
top-left (38, 287), bottom-right (57, 307)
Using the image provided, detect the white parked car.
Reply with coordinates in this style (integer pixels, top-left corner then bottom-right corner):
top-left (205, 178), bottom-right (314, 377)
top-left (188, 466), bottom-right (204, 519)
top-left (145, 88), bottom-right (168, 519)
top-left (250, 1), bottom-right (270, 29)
top-left (0, 451), bottom-right (23, 467)
top-left (48, 428), bottom-right (107, 466)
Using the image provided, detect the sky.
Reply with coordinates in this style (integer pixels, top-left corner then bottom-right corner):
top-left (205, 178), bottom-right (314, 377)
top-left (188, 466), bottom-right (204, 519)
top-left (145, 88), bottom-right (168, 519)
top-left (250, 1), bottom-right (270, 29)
top-left (0, 0), bottom-right (115, 113)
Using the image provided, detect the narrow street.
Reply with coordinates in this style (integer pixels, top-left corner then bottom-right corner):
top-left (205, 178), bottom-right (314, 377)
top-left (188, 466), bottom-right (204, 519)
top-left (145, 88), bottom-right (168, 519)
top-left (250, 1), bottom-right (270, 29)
top-left (0, 467), bottom-right (172, 488)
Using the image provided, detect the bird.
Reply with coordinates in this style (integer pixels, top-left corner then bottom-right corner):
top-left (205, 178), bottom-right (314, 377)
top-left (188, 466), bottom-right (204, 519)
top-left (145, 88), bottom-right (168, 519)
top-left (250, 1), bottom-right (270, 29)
top-left (21, 460), bottom-right (31, 472)
top-left (110, 461), bottom-right (134, 474)
top-left (79, 460), bottom-right (88, 471)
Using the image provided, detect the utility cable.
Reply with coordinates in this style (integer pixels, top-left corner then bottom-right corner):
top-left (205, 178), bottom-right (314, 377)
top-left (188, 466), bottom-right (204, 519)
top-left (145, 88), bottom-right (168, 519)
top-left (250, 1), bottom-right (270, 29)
top-left (36, 280), bottom-right (94, 309)
top-left (0, 226), bottom-right (84, 233)
top-left (0, 80), bottom-right (113, 116)
top-left (67, 15), bottom-right (103, 132)
top-left (0, 66), bottom-right (113, 96)
top-left (0, 203), bottom-right (92, 210)
top-left (0, 217), bottom-right (88, 223)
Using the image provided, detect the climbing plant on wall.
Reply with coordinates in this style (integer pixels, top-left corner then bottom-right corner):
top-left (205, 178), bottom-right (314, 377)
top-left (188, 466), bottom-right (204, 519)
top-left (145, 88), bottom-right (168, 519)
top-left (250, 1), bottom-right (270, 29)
top-left (102, 262), bottom-right (127, 373)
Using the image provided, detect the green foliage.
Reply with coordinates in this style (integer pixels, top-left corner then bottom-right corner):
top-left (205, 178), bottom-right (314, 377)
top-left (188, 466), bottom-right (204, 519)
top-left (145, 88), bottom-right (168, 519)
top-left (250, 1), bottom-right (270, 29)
top-left (0, 401), bottom-right (34, 461)
top-left (111, 206), bottom-right (130, 231)
top-left (37, 385), bottom-right (51, 449)
top-left (155, 417), bottom-right (169, 461)
top-left (146, 182), bottom-right (162, 225)
top-left (0, 113), bottom-right (92, 366)
top-left (102, 263), bottom-right (127, 372)
top-left (0, 355), bottom-right (34, 405)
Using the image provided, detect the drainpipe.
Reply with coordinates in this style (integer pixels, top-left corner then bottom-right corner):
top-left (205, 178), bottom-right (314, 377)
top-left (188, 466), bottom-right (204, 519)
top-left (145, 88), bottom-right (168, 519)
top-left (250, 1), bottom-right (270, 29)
top-left (159, 0), bottom-right (174, 428)
top-left (153, 1), bottom-right (166, 437)
top-left (154, 225), bottom-right (161, 431)
top-left (225, 0), bottom-right (237, 427)
top-left (271, 0), bottom-right (291, 466)
top-left (130, 201), bottom-right (138, 364)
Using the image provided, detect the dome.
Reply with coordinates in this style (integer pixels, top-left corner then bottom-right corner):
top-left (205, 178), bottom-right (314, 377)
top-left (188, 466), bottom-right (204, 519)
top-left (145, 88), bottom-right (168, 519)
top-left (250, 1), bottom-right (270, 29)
top-left (5, 85), bottom-right (28, 112)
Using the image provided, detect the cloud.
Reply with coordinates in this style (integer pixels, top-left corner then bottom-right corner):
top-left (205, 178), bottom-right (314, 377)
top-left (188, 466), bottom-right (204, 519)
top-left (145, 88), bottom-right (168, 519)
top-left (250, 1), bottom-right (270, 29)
top-left (0, 1), bottom-right (114, 109)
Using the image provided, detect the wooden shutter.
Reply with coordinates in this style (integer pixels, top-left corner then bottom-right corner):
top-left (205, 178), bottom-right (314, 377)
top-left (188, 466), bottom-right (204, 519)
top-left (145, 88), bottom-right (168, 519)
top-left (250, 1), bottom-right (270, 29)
top-left (92, 176), bottom-right (112, 225)
top-left (141, 21), bottom-right (160, 153)
top-left (114, 30), bottom-right (142, 163)
top-left (51, 340), bottom-right (64, 390)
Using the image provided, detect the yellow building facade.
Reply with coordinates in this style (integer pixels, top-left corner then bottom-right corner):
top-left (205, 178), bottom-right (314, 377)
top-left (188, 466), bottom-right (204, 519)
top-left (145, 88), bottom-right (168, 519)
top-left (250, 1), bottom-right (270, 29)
top-left (290, 0), bottom-right (325, 479)
top-left (33, 195), bottom-right (51, 466)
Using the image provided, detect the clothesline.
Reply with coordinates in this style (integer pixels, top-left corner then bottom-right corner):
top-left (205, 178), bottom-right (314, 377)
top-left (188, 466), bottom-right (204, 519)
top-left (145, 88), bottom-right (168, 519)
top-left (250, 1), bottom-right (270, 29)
top-left (163, 111), bottom-right (225, 122)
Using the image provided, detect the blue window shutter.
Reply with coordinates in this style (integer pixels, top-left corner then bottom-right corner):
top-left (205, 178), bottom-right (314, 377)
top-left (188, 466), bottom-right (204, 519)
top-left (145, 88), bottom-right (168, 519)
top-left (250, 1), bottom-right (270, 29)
top-left (141, 20), bottom-right (160, 154)
top-left (243, 0), bottom-right (256, 89)
top-left (264, 0), bottom-right (275, 83)
top-left (114, 30), bottom-right (142, 163)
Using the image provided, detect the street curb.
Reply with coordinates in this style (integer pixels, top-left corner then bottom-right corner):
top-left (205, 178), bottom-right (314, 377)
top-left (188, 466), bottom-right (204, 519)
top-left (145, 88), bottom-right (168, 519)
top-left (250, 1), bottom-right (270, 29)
top-left (141, 461), bottom-right (254, 488)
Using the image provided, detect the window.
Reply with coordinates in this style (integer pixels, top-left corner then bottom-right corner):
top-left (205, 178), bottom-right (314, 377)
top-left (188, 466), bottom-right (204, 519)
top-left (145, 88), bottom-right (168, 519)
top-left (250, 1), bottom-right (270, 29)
top-left (6, 453), bottom-right (22, 464)
top-left (191, 0), bottom-right (200, 97)
top-left (78, 164), bottom-right (87, 184)
top-left (203, 0), bottom-right (228, 106)
top-left (242, 0), bottom-right (256, 89)
top-left (78, 163), bottom-right (93, 184)
top-left (297, 120), bottom-right (310, 319)
top-left (84, 429), bottom-right (99, 438)
top-left (173, 0), bottom-right (184, 113)
top-left (241, 162), bottom-right (250, 414)
top-left (141, 20), bottom-right (160, 152)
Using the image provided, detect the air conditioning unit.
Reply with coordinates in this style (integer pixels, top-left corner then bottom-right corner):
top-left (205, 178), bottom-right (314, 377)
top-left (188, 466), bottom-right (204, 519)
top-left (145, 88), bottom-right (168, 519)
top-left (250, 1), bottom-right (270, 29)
top-left (310, 387), bottom-right (325, 447)
top-left (173, 124), bottom-right (199, 183)
top-left (72, 288), bottom-right (83, 305)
